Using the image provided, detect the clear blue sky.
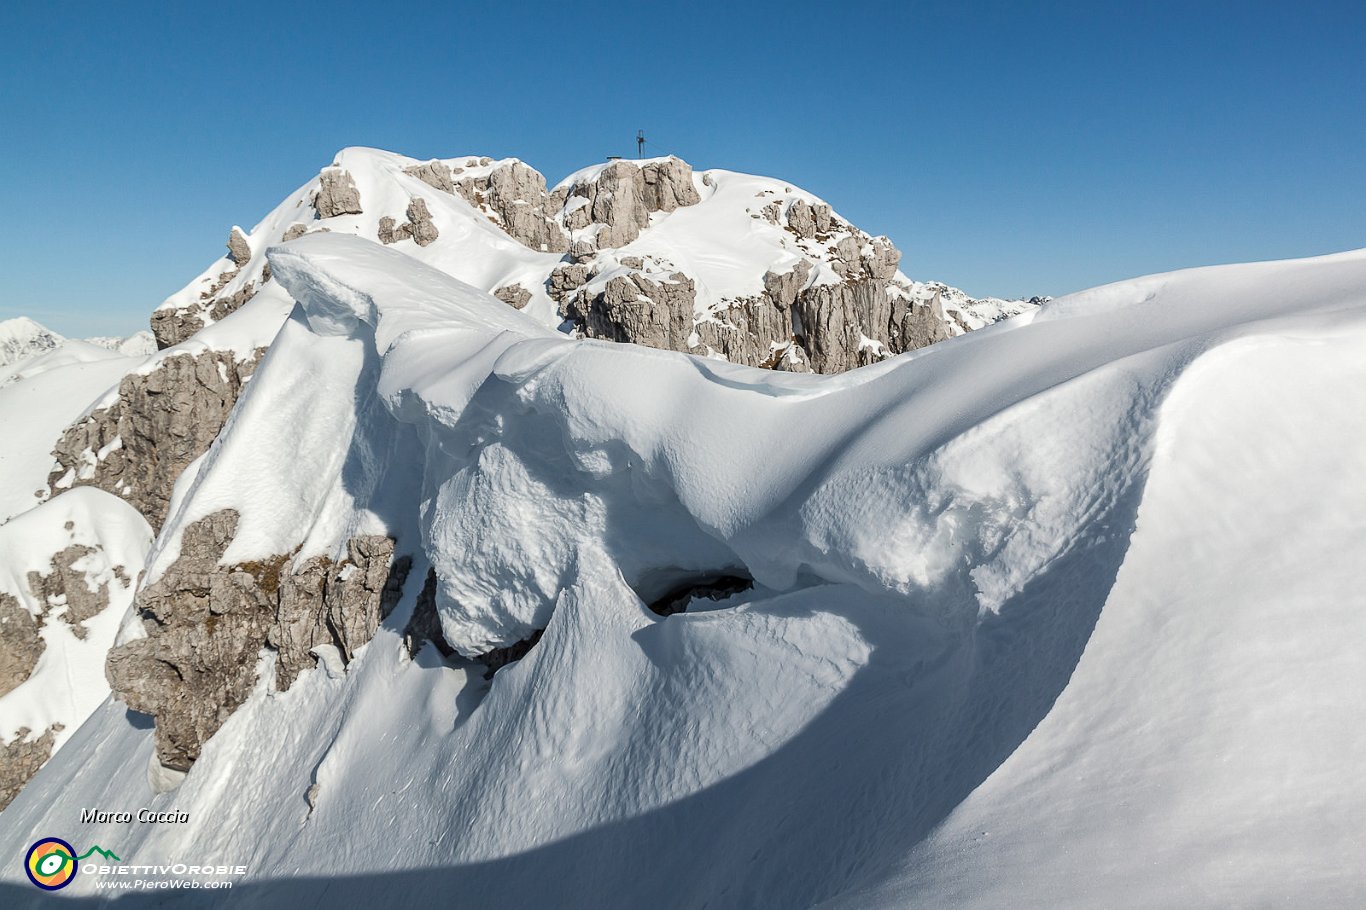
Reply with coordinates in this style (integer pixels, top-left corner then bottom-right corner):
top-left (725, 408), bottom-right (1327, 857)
top-left (2, 0), bottom-right (1363, 336)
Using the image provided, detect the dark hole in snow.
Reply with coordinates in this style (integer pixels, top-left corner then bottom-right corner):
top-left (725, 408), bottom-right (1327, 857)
top-left (404, 568), bottom-right (455, 659)
top-left (478, 629), bottom-right (545, 680)
top-left (125, 709), bottom-right (155, 730)
top-left (647, 574), bottom-right (755, 617)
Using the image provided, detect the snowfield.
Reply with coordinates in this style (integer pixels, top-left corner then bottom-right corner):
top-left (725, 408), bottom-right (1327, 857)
top-left (1, 234), bottom-right (1364, 907)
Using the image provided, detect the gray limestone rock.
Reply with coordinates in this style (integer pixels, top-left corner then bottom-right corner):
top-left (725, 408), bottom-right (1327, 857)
top-left (493, 284), bottom-right (532, 310)
top-left (547, 264), bottom-right (592, 303)
top-left (558, 158), bottom-right (702, 250)
top-left (454, 161), bottom-right (569, 253)
top-left (640, 158), bottom-right (701, 212)
top-left (313, 169), bottom-right (363, 218)
top-left (563, 270), bottom-right (695, 351)
top-left (106, 509), bottom-right (410, 770)
top-left (150, 260), bottom-right (265, 349)
top-left (785, 199), bottom-right (834, 239)
top-left (0, 724), bottom-right (60, 811)
top-left (226, 228), bottom-right (252, 266)
top-left (0, 592), bottom-right (42, 699)
top-left (24, 544), bottom-right (111, 640)
top-left (150, 307), bottom-right (206, 350)
top-left (378, 199), bottom-right (439, 247)
top-left (403, 160), bottom-right (456, 194)
top-left (281, 223), bottom-right (310, 243)
top-left (207, 281), bottom-right (258, 323)
top-left (48, 348), bottom-right (266, 529)
top-left (377, 215), bottom-right (409, 245)
top-left (406, 197), bottom-right (439, 247)
top-left (581, 161), bottom-right (650, 249)
top-left (830, 235), bottom-right (900, 281)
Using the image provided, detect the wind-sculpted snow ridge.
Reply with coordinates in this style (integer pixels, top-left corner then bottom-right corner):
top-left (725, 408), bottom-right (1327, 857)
top-left (3, 234), bottom-right (1366, 908)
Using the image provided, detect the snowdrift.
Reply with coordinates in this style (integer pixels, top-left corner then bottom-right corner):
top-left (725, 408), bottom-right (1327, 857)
top-left (2, 234), bottom-right (1364, 908)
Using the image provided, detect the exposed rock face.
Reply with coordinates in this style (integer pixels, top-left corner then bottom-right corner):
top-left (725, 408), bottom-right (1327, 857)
top-left (493, 284), bottom-right (532, 310)
top-left (828, 235), bottom-right (900, 281)
top-left (559, 158), bottom-right (701, 249)
top-left (377, 216), bottom-right (403, 245)
top-left (785, 199), bottom-right (833, 239)
top-left (640, 158), bottom-right (703, 212)
top-left (794, 280), bottom-right (947, 373)
top-left (0, 724), bottom-right (60, 811)
top-left (563, 270), bottom-right (696, 351)
top-left (561, 248), bottom-right (948, 374)
top-left (48, 348), bottom-right (266, 529)
top-left (23, 544), bottom-right (119, 640)
top-left (151, 262), bottom-right (264, 349)
top-left (404, 160), bottom-right (456, 194)
top-left (552, 170), bottom-right (955, 373)
top-left (226, 228), bottom-right (252, 266)
top-left (405, 197), bottom-right (438, 247)
top-left (0, 592), bottom-right (42, 699)
top-left (378, 199), bottom-right (439, 247)
top-left (313, 168), bottom-right (363, 218)
top-left (454, 160), bottom-right (569, 253)
top-left (548, 264), bottom-right (591, 303)
top-left (106, 509), bottom-right (411, 770)
top-left (151, 304), bottom-right (206, 350)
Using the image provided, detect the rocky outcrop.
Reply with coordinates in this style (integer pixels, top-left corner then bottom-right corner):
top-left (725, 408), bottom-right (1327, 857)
top-left (226, 227), bottom-right (252, 266)
top-left (313, 168), bottom-right (363, 218)
top-left (493, 284), bottom-right (532, 310)
top-left (0, 724), bottom-right (60, 811)
top-left (48, 348), bottom-right (266, 529)
top-left (404, 160), bottom-right (456, 194)
top-left (454, 160), bottom-right (569, 253)
top-left (548, 264), bottom-right (591, 303)
top-left (406, 198), bottom-right (439, 246)
top-left (785, 199), bottom-right (834, 239)
top-left (559, 247), bottom-right (948, 374)
top-left (0, 592), bottom-right (42, 699)
top-left (828, 235), bottom-right (900, 282)
top-left (558, 158), bottom-right (701, 249)
top-left (563, 270), bottom-right (696, 351)
top-left (794, 280), bottom-right (947, 373)
top-left (151, 304), bottom-right (207, 350)
top-left (106, 509), bottom-right (411, 770)
top-left (22, 544), bottom-right (122, 641)
top-left (378, 198), bottom-right (439, 247)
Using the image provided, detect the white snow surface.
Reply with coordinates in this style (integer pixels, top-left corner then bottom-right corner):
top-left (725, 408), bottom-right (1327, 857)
top-left (0, 345), bottom-right (148, 524)
top-left (0, 319), bottom-right (156, 387)
top-left (0, 317), bottom-right (63, 368)
top-left (0, 488), bottom-right (152, 756)
top-left (2, 235), bottom-right (1364, 907)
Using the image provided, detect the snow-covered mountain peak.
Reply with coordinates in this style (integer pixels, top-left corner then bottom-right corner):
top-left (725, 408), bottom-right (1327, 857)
top-left (147, 147), bottom-right (1038, 374)
top-left (0, 317), bottom-right (64, 368)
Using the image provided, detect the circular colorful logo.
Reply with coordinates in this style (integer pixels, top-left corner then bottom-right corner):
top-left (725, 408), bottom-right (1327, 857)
top-left (25, 838), bottom-right (78, 890)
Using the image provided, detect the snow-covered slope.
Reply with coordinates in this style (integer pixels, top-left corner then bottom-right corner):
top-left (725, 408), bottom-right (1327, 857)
top-left (0, 317), bottom-right (63, 369)
top-left (84, 330), bottom-right (157, 358)
top-left (0, 347), bottom-right (148, 523)
top-left (2, 233), bottom-right (1362, 907)
top-left (0, 489), bottom-right (152, 807)
top-left (0, 318), bottom-right (157, 384)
